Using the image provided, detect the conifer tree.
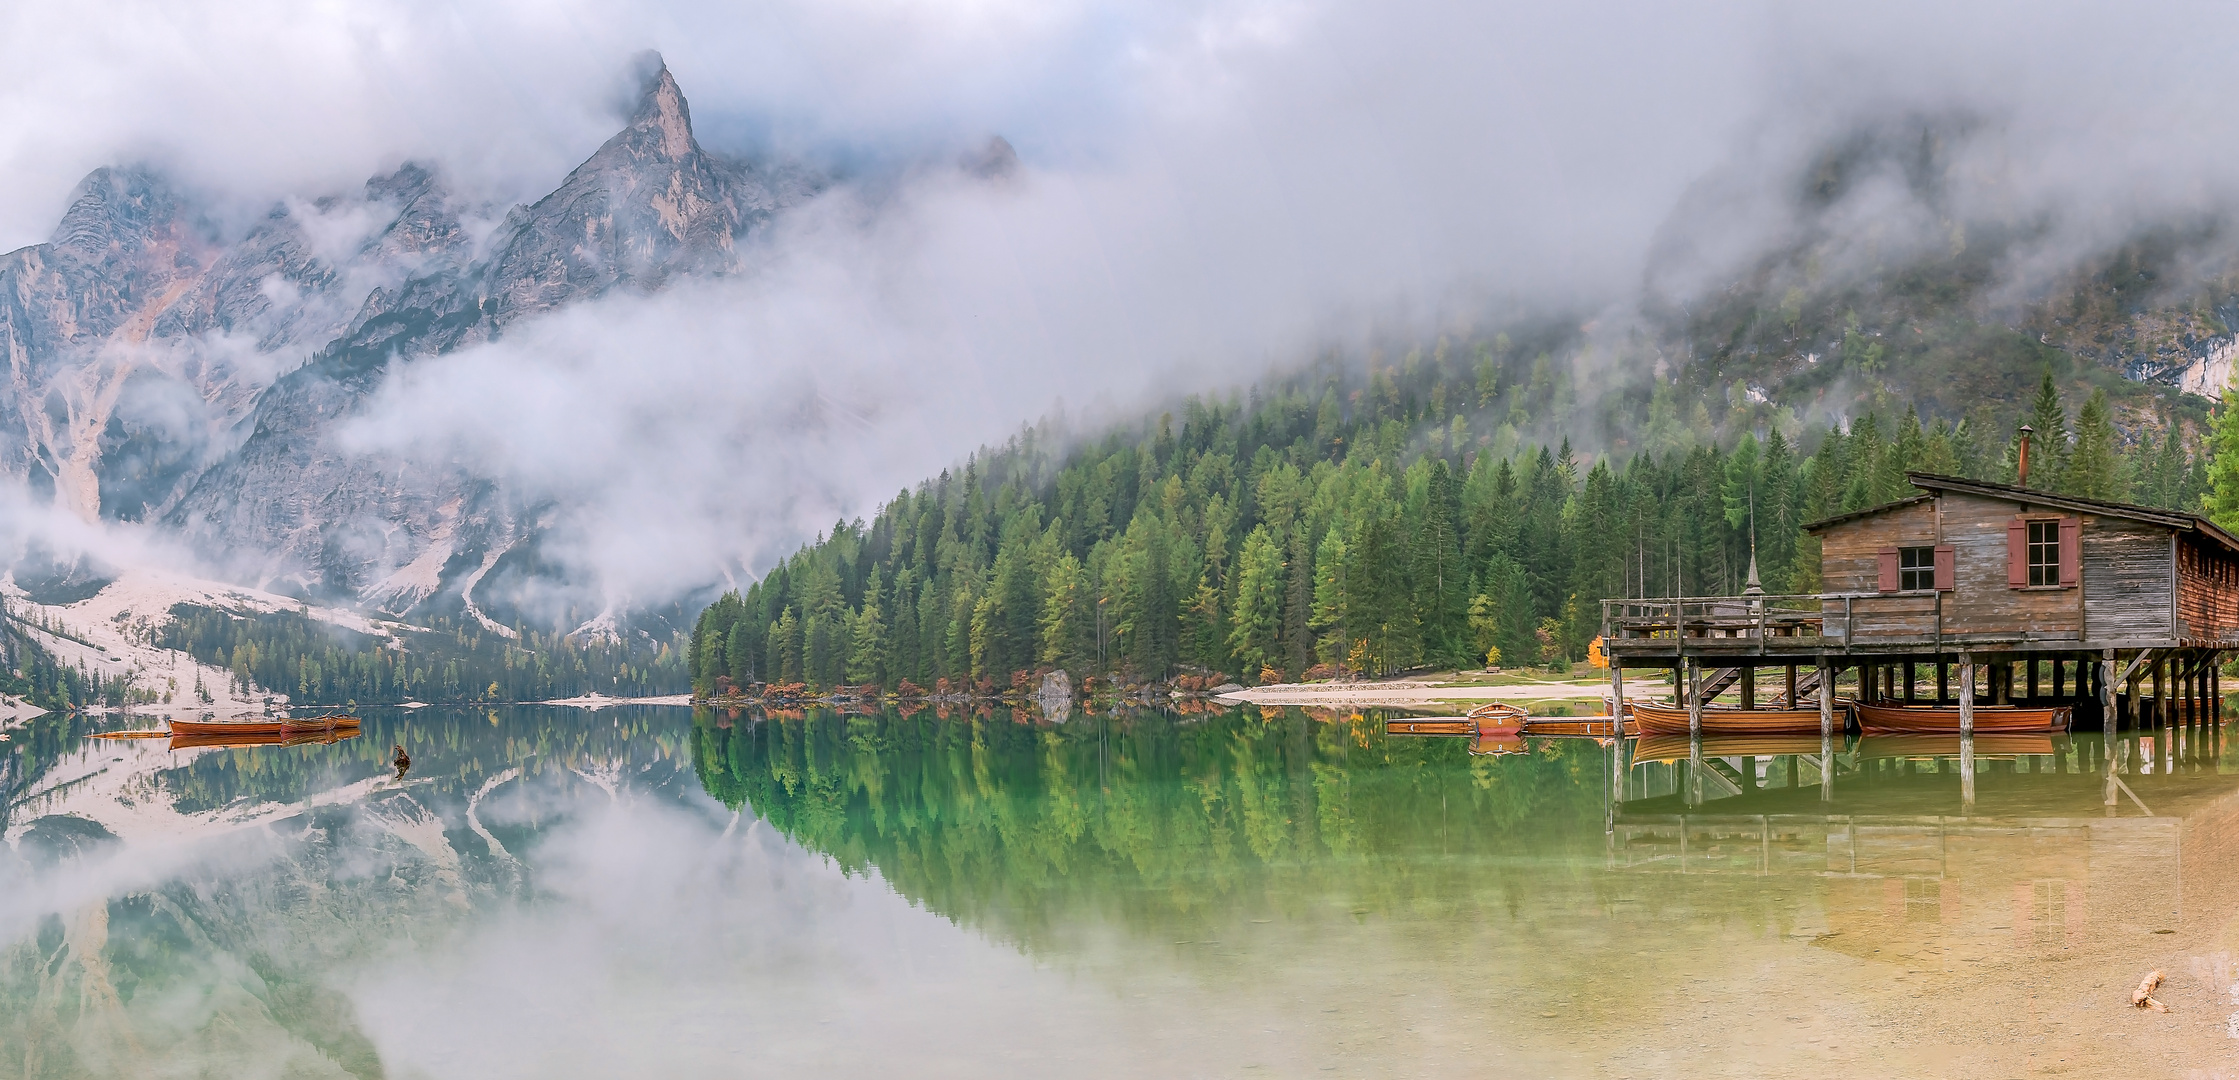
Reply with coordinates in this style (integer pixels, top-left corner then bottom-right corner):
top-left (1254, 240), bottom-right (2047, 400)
top-left (2061, 389), bottom-right (2127, 501)
top-left (2204, 387), bottom-right (2239, 531)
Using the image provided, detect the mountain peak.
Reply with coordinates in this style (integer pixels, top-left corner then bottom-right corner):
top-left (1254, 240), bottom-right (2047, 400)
top-left (627, 52), bottom-right (693, 159)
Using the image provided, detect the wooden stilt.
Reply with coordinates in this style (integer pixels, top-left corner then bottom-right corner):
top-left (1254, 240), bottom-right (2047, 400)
top-left (1819, 658), bottom-right (1835, 803)
top-left (1936, 660), bottom-right (1949, 704)
top-left (1687, 657), bottom-right (1703, 738)
top-left (1740, 666), bottom-right (1756, 710)
top-left (2027, 657), bottom-right (2040, 702)
top-left (1959, 653), bottom-right (1975, 737)
top-left (1785, 664), bottom-right (1797, 708)
top-left (1609, 659), bottom-right (1624, 723)
top-left (2103, 650), bottom-right (2119, 807)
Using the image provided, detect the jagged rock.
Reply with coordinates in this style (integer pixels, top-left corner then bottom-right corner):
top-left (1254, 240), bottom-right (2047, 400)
top-left (156, 56), bottom-right (821, 607)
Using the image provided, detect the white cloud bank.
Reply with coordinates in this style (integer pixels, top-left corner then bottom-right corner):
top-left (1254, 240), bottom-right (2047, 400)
top-left (17, 0), bottom-right (2239, 601)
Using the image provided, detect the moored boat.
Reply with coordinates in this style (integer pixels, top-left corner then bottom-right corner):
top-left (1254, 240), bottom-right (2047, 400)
top-left (1384, 718), bottom-right (1477, 736)
top-left (167, 715), bottom-right (362, 738)
top-left (168, 728), bottom-right (363, 750)
top-left (1630, 701), bottom-right (1840, 736)
top-left (1468, 701), bottom-right (1528, 732)
top-left (1853, 703), bottom-right (2070, 735)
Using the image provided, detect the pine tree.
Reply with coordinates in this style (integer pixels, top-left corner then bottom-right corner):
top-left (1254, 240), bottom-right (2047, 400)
top-left (2014, 370), bottom-right (2071, 487)
top-left (1228, 526), bottom-right (1286, 679)
top-left (2062, 389), bottom-right (2127, 501)
top-left (2204, 387), bottom-right (2239, 531)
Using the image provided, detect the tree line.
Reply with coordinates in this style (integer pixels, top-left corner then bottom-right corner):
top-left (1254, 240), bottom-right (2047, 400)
top-left (159, 605), bottom-right (688, 705)
top-left (691, 356), bottom-right (2208, 695)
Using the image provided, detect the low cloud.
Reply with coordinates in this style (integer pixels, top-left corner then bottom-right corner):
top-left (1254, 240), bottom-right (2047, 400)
top-left (17, 1), bottom-right (2239, 602)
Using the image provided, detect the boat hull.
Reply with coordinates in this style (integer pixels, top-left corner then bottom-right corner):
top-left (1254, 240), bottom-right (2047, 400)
top-left (168, 716), bottom-right (362, 738)
top-left (1854, 703), bottom-right (2070, 735)
top-left (1384, 719), bottom-right (1477, 736)
top-left (1630, 702), bottom-right (1836, 736)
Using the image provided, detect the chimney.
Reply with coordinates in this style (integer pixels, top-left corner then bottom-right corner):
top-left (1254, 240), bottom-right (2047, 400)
top-left (2017, 424), bottom-right (2034, 486)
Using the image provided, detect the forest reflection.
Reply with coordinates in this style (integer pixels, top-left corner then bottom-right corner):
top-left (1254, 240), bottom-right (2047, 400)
top-left (689, 704), bottom-right (1614, 945)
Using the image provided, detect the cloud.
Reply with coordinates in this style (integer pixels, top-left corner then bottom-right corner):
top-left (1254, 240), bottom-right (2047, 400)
top-left (22, 0), bottom-right (2239, 603)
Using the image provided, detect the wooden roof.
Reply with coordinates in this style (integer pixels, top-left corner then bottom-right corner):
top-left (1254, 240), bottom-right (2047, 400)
top-left (1802, 471), bottom-right (2239, 556)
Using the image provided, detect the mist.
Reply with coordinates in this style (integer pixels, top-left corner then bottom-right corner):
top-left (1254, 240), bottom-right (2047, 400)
top-left (16, 0), bottom-right (2239, 606)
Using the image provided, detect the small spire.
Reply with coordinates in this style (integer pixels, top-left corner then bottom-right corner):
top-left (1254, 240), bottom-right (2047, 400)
top-left (1743, 550), bottom-right (1764, 595)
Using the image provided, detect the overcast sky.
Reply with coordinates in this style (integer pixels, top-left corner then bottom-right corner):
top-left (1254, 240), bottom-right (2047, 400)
top-left (12, 0), bottom-right (2239, 605)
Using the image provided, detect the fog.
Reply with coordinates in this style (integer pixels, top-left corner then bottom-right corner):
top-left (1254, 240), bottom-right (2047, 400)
top-left (14, 0), bottom-right (2239, 604)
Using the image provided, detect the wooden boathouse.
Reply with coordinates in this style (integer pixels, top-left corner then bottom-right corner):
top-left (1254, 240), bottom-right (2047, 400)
top-left (1601, 470), bottom-right (2239, 803)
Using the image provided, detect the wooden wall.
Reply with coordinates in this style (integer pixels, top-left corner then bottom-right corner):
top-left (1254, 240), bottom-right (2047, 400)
top-left (2080, 516), bottom-right (2173, 644)
top-left (1813, 491), bottom-right (2195, 646)
top-left (1938, 492), bottom-right (2083, 640)
top-left (2175, 533), bottom-right (2239, 643)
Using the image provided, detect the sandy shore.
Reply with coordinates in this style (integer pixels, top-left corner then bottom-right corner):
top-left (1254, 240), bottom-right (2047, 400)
top-left (538, 693), bottom-right (696, 709)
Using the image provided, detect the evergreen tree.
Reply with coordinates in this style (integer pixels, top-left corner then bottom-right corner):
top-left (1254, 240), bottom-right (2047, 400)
top-left (2061, 389), bottom-right (2127, 501)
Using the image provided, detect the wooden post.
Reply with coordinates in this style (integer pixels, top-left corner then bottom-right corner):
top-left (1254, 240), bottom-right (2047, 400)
top-left (1819, 660), bottom-right (1835, 738)
top-left (2154, 656), bottom-right (2168, 730)
top-left (1959, 653), bottom-right (1975, 737)
top-left (1740, 666), bottom-right (1756, 710)
top-left (1785, 664), bottom-right (1797, 708)
top-left (2053, 657), bottom-right (2064, 699)
top-left (1904, 661), bottom-right (1916, 703)
top-left (2026, 657), bottom-right (2039, 702)
top-left (1936, 660), bottom-right (1949, 704)
top-left (1687, 657), bottom-right (1703, 738)
top-left (1609, 659), bottom-right (1624, 724)
top-left (2102, 650), bottom-right (2118, 807)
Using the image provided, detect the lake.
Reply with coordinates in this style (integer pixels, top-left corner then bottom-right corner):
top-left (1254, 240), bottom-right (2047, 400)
top-left (3, 703), bottom-right (2236, 1078)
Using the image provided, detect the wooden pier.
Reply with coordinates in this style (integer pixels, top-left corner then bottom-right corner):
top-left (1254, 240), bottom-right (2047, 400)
top-left (1600, 472), bottom-right (2239, 809)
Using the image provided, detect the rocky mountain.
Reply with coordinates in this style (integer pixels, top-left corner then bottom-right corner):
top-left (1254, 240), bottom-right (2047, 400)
top-left (1, 58), bottom-right (818, 632)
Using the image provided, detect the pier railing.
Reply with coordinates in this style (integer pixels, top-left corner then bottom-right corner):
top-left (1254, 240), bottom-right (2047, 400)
top-left (1601, 592), bottom-right (1945, 653)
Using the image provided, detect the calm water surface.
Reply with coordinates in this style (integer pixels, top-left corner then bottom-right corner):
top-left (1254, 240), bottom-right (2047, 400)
top-left (4, 703), bottom-right (2239, 1078)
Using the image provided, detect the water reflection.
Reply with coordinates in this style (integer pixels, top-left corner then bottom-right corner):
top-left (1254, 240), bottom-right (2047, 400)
top-left (3, 703), bottom-right (2239, 1077)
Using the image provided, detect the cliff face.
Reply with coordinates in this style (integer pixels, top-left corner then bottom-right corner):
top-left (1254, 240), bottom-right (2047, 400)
top-left (1, 60), bottom-right (818, 624)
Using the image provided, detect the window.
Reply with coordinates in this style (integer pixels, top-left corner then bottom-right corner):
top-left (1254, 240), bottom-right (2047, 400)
top-left (2028, 520), bottom-right (2059, 586)
top-left (1898, 546), bottom-right (1935, 591)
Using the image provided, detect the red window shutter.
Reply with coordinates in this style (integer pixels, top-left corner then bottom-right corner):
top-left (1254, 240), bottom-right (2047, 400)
top-left (2007, 520), bottom-right (2028, 587)
top-left (2058, 517), bottom-right (2080, 587)
top-left (1934, 544), bottom-right (1955, 591)
top-left (1878, 548), bottom-right (1899, 593)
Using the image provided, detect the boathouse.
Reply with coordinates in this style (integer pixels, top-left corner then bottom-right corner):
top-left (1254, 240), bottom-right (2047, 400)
top-left (1601, 471), bottom-right (2238, 750)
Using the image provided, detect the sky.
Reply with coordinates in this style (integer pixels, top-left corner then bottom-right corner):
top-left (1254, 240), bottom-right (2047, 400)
top-left (12, 0), bottom-right (2239, 608)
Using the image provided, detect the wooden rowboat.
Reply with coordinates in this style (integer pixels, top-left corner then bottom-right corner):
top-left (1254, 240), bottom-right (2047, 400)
top-left (168, 729), bottom-right (363, 750)
top-left (1630, 701), bottom-right (1839, 736)
top-left (1385, 718), bottom-right (1477, 736)
top-left (1468, 702), bottom-right (1528, 732)
top-left (167, 715), bottom-right (362, 738)
top-left (1853, 703), bottom-right (2070, 735)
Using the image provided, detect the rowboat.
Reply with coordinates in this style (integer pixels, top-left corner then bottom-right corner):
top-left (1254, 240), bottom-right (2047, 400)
top-left (167, 728), bottom-right (363, 750)
top-left (1630, 701), bottom-right (1840, 736)
top-left (167, 715), bottom-right (362, 738)
top-left (1385, 718), bottom-right (1478, 736)
top-left (1469, 701), bottom-right (1527, 732)
top-left (1853, 703), bottom-right (2070, 735)
top-left (1523, 717), bottom-right (1625, 737)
